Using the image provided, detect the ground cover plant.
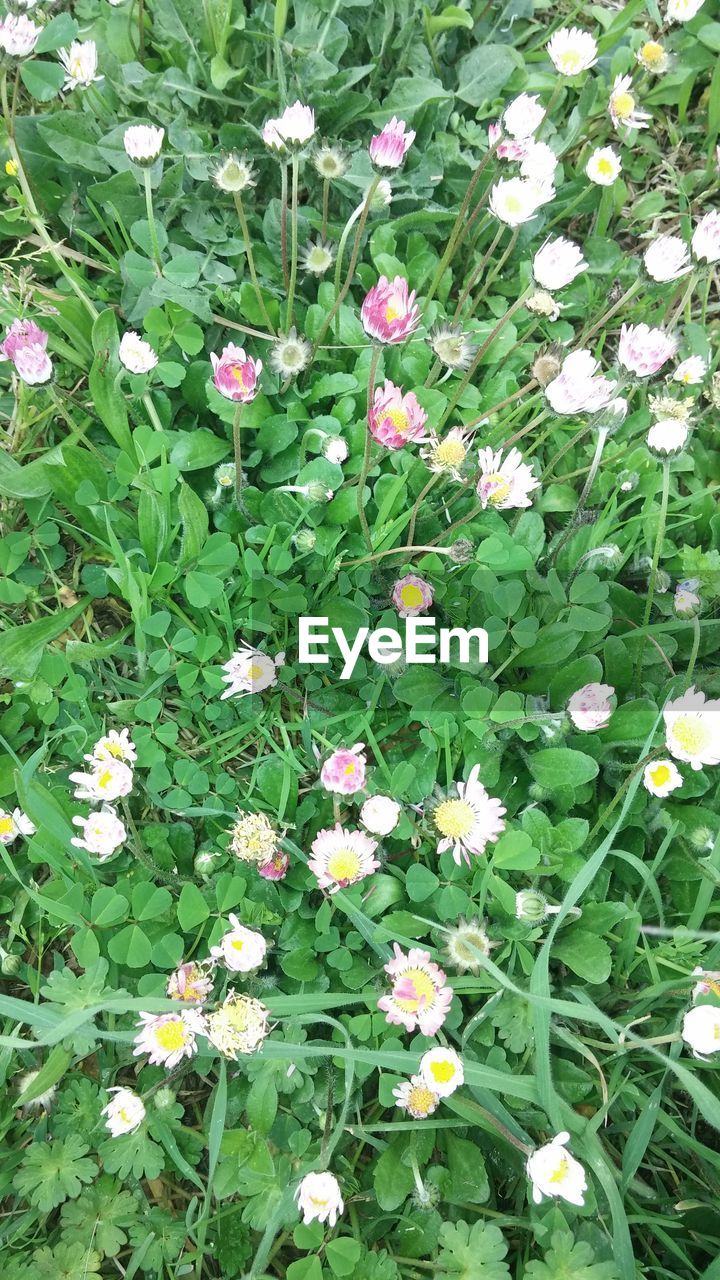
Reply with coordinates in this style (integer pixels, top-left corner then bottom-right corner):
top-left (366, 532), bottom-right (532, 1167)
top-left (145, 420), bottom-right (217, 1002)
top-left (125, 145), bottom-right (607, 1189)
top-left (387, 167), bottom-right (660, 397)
top-left (1, 0), bottom-right (720, 1276)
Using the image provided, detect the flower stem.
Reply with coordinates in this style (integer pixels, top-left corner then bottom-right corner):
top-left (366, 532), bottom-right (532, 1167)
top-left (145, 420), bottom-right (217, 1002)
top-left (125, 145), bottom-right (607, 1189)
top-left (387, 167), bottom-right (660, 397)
top-left (358, 347), bottom-right (380, 552)
top-left (550, 426), bottom-right (609, 566)
top-left (423, 145), bottom-right (496, 309)
top-left (472, 224), bottom-right (519, 310)
top-left (285, 153), bottom-right (300, 330)
top-left (452, 224), bottom-right (503, 321)
top-left (280, 161), bottom-right (290, 289)
top-left (635, 458), bottom-right (671, 688)
top-left (321, 176), bottom-right (330, 240)
top-left (438, 288), bottom-right (529, 430)
top-left (406, 471), bottom-right (441, 547)
top-left (686, 615), bottom-right (701, 683)
top-left (232, 402), bottom-right (244, 509)
top-left (310, 177), bottom-right (380, 359)
top-left (234, 192), bottom-right (275, 333)
top-left (143, 168), bottom-right (163, 275)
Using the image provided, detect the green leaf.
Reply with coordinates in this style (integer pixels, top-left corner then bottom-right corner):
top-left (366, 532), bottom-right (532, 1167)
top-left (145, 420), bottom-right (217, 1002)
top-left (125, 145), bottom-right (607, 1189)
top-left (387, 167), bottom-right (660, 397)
top-left (15, 1136), bottom-right (97, 1211)
top-left (529, 748), bottom-right (599, 790)
top-left (16, 1045), bottom-right (72, 1106)
top-left (436, 1219), bottom-right (511, 1279)
top-left (88, 309), bottom-right (135, 455)
top-left (35, 12), bottom-right (79, 52)
top-left (426, 5), bottom-right (474, 36)
top-left (456, 45), bottom-right (522, 109)
top-left (0, 597), bottom-right (88, 681)
top-left (553, 929), bottom-right (612, 984)
top-left (19, 60), bottom-right (66, 101)
top-left (177, 882), bottom-right (210, 930)
top-left (178, 482), bottom-right (209, 563)
top-left (524, 1229), bottom-right (619, 1280)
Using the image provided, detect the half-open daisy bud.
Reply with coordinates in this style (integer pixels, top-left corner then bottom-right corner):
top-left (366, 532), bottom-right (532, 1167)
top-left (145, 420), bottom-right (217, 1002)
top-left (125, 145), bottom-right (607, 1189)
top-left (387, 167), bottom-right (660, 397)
top-left (102, 1087), bottom-right (146, 1137)
top-left (211, 343), bottom-right (262, 402)
top-left (369, 116), bottom-right (415, 169)
top-left (123, 124), bottom-right (164, 165)
top-left (527, 1132), bottom-right (587, 1206)
top-left (419, 1046), bottom-right (464, 1097)
top-left (213, 152), bottom-right (256, 192)
top-left (296, 1171), bottom-right (344, 1227)
top-left (361, 276), bottom-right (420, 344)
top-left (119, 330), bottom-right (158, 373)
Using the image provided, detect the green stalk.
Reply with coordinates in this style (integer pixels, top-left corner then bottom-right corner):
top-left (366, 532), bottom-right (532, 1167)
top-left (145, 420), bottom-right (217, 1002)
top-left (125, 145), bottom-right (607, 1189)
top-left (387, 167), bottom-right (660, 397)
top-left (358, 346), bottom-right (380, 551)
top-left (310, 177), bottom-right (380, 359)
top-left (234, 192), bottom-right (275, 333)
top-left (285, 152), bottom-right (300, 330)
top-left (232, 402), bottom-right (244, 509)
top-left (635, 458), bottom-right (671, 689)
top-left (423, 145), bottom-right (497, 309)
top-left (438, 288), bottom-right (530, 430)
top-left (279, 160), bottom-right (289, 289)
top-left (143, 168), bottom-right (163, 275)
top-left (550, 425), bottom-right (609, 566)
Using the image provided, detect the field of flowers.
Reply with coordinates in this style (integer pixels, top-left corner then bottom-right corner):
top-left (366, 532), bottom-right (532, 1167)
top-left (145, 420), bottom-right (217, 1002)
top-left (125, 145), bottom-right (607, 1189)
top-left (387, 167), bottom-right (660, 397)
top-left (1, 0), bottom-right (720, 1276)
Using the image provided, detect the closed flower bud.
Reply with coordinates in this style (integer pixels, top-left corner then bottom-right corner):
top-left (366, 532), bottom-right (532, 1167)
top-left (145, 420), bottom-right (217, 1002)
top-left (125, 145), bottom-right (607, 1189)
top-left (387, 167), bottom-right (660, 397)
top-left (153, 1086), bottom-right (176, 1112)
top-left (532, 350), bottom-right (563, 387)
top-left (293, 529), bottom-right (317, 552)
top-left (1, 950), bottom-right (21, 976)
top-left (194, 850), bottom-right (222, 877)
top-left (448, 538), bottom-right (474, 564)
top-left (516, 889), bottom-right (549, 923)
top-left (688, 825), bottom-right (714, 851)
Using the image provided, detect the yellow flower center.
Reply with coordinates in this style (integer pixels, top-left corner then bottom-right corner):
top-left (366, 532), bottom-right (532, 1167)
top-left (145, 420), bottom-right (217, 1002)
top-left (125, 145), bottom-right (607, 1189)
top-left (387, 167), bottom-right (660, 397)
top-left (385, 407), bottom-right (409, 433)
top-left (231, 938), bottom-right (245, 950)
top-left (0, 816), bottom-right (14, 835)
top-left (559, 49), bottom-right (582, 73)
top-left (613, 91), bottom-right (635, 120)
top-left (649, 764), bottom-right (671, 788)
top-left (248, 662), bottom-right (264, 681)
top-left (597, 157), bottom-right (614, 176)
top-left (641, 41), bottom-right (664, 65)
top-left (433, 439), bottom-right (466, 467)
top-left (154, 1020), bottom-right (188, 1052)
top-left (343, 761), bottom-right (357, 776)
top-left (671, 715), bottom-right (712, 757)
top-left (434, 798), bottom-right (475, 840)
top-left (504, 195), bottom-right (523, 214)
top-left (71, 57), bottom-right (85, 79)
top-left (407, 1084), bottom-right (438, 1116)
top-left (484, 473), bottom-right (512, 505)
top-left (428, 1059), bottom-right (455, 1084)
top-left (231, 366), bottom-right (247, 387)
top-left (118, 1106), bottom-right (131, 1124)
top-left (393, 967), bottom-right (437, 1012)
top-left (385, 304), bottom-right (400, 323)
top-left (98, 770), bottom-right (113, 790)
top-left (106, 742), bottom-right (124, 758)
top-left (326, 848), bottom-right (362, 882)
top-left (400, 583), bottom-right (424, 609)
top-left (549, 1155), bottom-right (569, 1184)
top-left (309, 1193), bottom-right (329, 1206)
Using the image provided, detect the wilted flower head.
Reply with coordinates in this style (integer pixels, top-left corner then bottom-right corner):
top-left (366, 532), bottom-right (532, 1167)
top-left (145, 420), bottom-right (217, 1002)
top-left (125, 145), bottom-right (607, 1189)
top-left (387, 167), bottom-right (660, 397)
top-left (664, 686), bottom-right (720, 771)
top-left (533, 237), bottom-right (587, 291)
top-left (445, 918), bottom-right (491, 971)
top-left (320, 743), bottom-right (367, 795)
top-left (637, 39), bottom-right (670, 73)
top-left (429, 323), bottom-right (475, 370)
top-left (230, 810), bottom-right (280, 865)
top-left (586, 145), bottom-right (621, 186)
top-left (527, 1132), bottom-right (587, 1206)
top-left (119, 331), bottom-right (158, 374)
top-left (206, 991), bottom-right (269, 1057)
top-left (392, 574), bottom-right (433, 617)
top-left (211, 343), bottom-right (262, 402)
top-left (167, 962), bottom-right (214, 1003)
top-left (220, 645), bottom-right (284, 699)
top-left (502, 93), bottom-right (545, 139)
top-left (361, 276), bottom-right (420, 344)
top-left (644, 235), bottom-right (691, 283)
top-left (211, 915), bottom-right (268, 972)
top-left (477, 446), bottom-right (539, 510)
top-left (692, 211), bottom-right (720, 264)
top-left (608, 75), bottom-right (651, 131)
top-left (301, 239), bottom-right (334, 276)
top-left (369, 116), bottom-right (415, 169)
top-left (59, 41), bottom-right (101, 91)
top-left (378, 944), bottom-right (453, 1035)
top-left (213, 153), bottom-right (256, 192)
top-left (313, 144), bottom-right (348, 180)
top-left (322, 435), bottom-right (348, 464)
top-left (545, 349), bottom-right (616, 414)
top-left (308, 824), bottom-right (380, 892)
top-left (0, 13), bottom-right (41, 56)
top-left (258, 849), bottom-right (290, 880)
top-left (296, 1171), bottom-right (344, 1227)
top-left (123, 125), bottom-right (164, 164)
top-left (527, 290), bottom-right (560, 321)
top-left (546, 26), bottom-right (598, 75)
top-left (269, 328), bottom-right (311, 378)
top-left (368, 380), bottom-right (428, 449)
top-left (618, 324), bottom-right (677, 377)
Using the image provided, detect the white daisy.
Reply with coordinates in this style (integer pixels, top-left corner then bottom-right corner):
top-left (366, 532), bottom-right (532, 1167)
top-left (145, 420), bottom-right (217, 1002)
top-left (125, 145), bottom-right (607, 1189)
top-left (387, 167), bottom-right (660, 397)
top-left (432, 765), bottom-right (506, 865)
top-left (210, 915), bottom-right (267, 972)
top-left (220, 646), bottom-right (284, 699)
top-left (133, 1010), bottom-right (205, 1069)
top-left (419, 1046), bottom-right (464, 1098)
top-left (393, 1075), bottom-right (440, 1118)
top-left (102, 1087), bottom-right (146, 1137)
top-left (527, 1131), bottom-right (587, 1206)
top-left (308, 824), bottom-right (380, 892)
top-left (476, 446), bottom-right (539, 511)
top-left (664, 686), bottom-right (720, 771)
top-left (642, 759), bottom-right (683, 797)
top-left (69, 759), bottom-right (134, 803)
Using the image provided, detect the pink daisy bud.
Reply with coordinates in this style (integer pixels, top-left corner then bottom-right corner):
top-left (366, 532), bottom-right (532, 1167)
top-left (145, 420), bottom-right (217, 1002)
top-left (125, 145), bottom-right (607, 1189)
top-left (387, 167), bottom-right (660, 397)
top-left (1, 318), bottom-right (49, 362)
top-left (320, 743), bottom-right (367, 795)
top-left (618, 323), bottom-right (677, 377)
top-left (211, 343), bottom-right (262, 402)
top-left (12, 343), bottom-right (53, 385)
top-left (567, 682), bottom-right (615, 731)
top-left (392, 574), bottom-right (434, 617)
top-left (258, 850), bottom-right (290, 880)
top-left (369, 117), bottom-right (415, 169)
top-left (361, 276), bottom-right (421, 345)
top-left (368, 379), bottom-right (428, 449)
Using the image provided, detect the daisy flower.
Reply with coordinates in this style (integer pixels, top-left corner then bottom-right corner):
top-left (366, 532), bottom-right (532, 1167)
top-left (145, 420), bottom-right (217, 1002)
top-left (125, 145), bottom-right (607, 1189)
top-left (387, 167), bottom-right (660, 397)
top-left (308, 824), bottom-right (379, 892)
top-left (692, 211), bottom-right (720, 264)
top-left (369, 117), bottom-right (415, 169)
top-left (392, 574), bottom-right (433, 617)
top-left (673, 356), bottom-right (706, 385)
top-left (123, 125), bottom-right (164, 164)
top-left (102, 1088), bottom-right (146, 1137)
top-left (527, 1132), bottom-right (587, 1206)
top-left (378, 944), bottom-right (453, 1036)
top-left (320, 743), bottom-right (367, 795)
top-left (533, 237), bottom-right (587, 291)
top-left (682, 1004), bottom-right (720, 1056)
top-left (85, 728), bottom-right (137, 766)
top-left (608, 75), bottom-right (650, 131)
top-left (544, 349), bottom-right (616, 414)
top-left (0, 808), bottom-right (35, 845)
top-left (69, 759), bottom-right (134, 803)
top-left (359, 795), bottom-right (401, 836)
top-left (647, 419), bottom-right (689, 455)
top-left (431, 764), bottom-right (506, 865)
top-left (296, 1171), bottom-right (344, 1227)
top-left (637, 40), bottom-right (670, 73)
top-left (230, 811), bottom-right (281, 865)
top-left (546, 27), bottom-right (598, 75)
top-left (361, 276), bottom-right (421, 344)
top-left (119, 331), bottom-right (159, 374)
top-left (643, 759), bottom-right (683, 797)
top-left (393, 1075), bottom-right (440, 1118)
top-left (211, 343), bottom-right (262, 402)
top-left (368, 380), bottom-right (428, 449)
top-left (71, 808), bottom-right (126, 860)
top-left (567, 682), bottom-right (615, 731)
top-left (166, 962), bottom-right (214, 1003)
top-left (419, 1046), bottom-right (464, 1097)
top-left (664, 686), bottom-right (720, 771)
top-left (220, 646), bottom-right (284, 698)
top-left (586, 146), bottom-right (621, 186)
top-left (644, 235), bottom-right (691, 283)
top-left (420, 427), bottom-right (472, 480)
top-left (59, 41), bottom-right (102, 92)
top-left (502, 93), bottom-right (545, 139)
top-left (476, 447), bottom-right (539, 510)
top-left (211, 915), bottom-right (268, 972)
top-left (133, 1010), bottom-right (205, 1069)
